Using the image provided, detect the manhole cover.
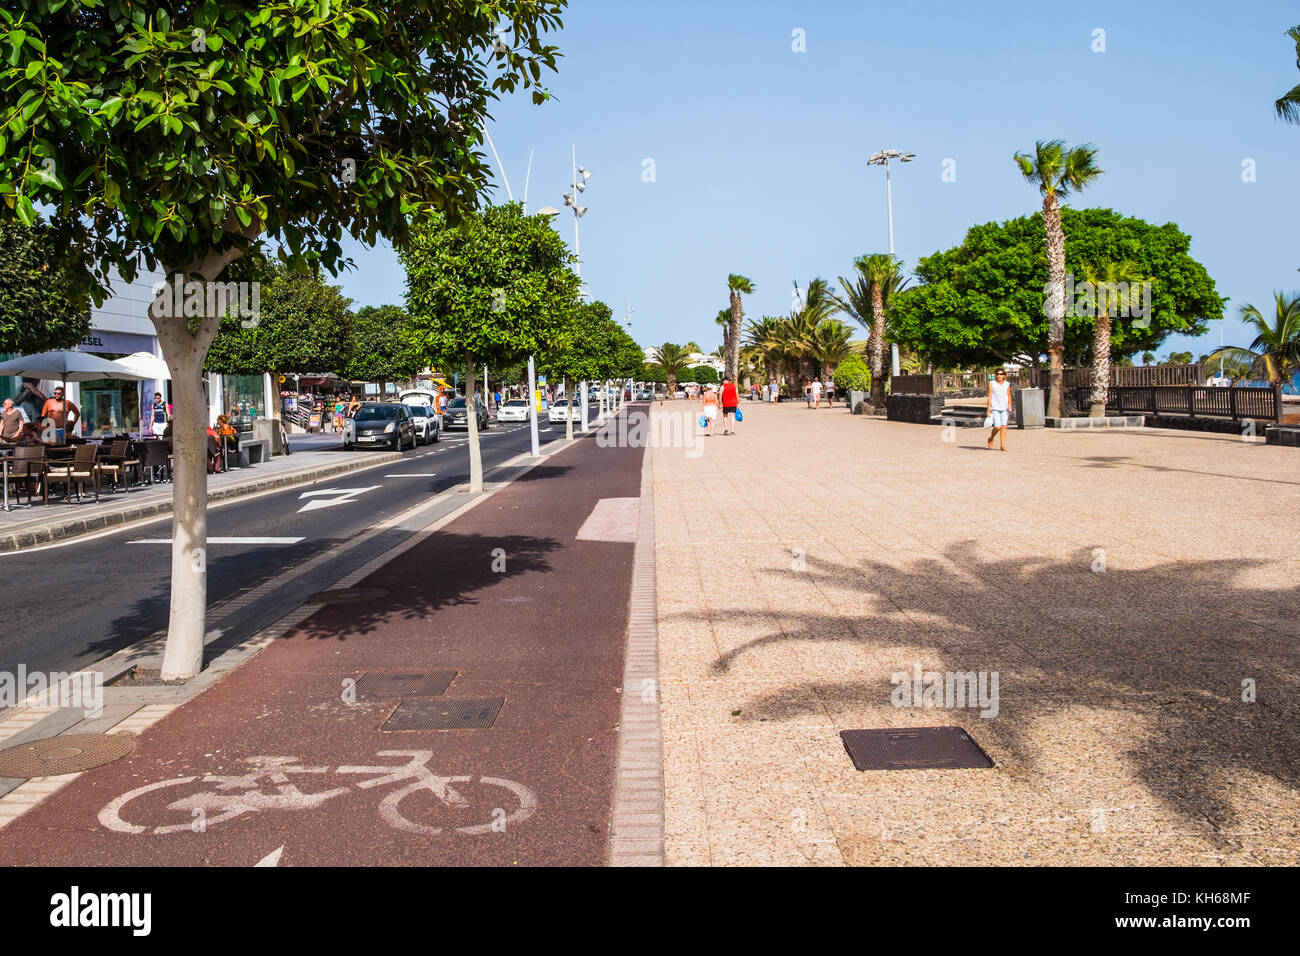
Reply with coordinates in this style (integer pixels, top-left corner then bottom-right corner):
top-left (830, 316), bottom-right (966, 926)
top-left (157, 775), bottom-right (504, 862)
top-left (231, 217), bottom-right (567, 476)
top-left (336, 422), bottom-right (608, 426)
top-left (840, 727), bottom-right (994, 771)
top-left (307, 587), bottom-right (390, 605)
top-left (355, 671), bottom-right (457, 699)
top-left (0, 733), bottom-right (135, 778)
top-left (382, 698), bottom-right (504, 731)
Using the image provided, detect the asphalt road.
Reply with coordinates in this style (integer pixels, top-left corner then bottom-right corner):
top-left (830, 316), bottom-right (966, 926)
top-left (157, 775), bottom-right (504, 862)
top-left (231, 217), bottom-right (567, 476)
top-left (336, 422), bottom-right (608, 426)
top-left (0, 419), bottom-right (570, 679)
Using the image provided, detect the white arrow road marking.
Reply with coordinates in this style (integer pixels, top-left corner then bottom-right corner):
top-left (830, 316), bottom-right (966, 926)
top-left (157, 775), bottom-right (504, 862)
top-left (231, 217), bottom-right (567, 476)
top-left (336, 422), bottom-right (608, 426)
top-left (297, 486), bottom-right (381, 513)
top-left (129, 537), bottom-right (305, 545)
top-left (255, 845), bottom-right (284, 867)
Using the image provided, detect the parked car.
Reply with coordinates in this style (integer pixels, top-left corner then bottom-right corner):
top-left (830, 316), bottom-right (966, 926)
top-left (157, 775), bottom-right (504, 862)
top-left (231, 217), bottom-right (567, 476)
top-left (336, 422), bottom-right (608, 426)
top-left (343, 403), bottom-right (417, 451)
top-left (496, 398), bottom-right (533, 423)
top-left (635, 389), bottom-right (655, 401)
top-left (404, 404), bottom-right (440, 445)
top-left (444, 396), bottom-right (489, 430)
top-left (548, 397), bottom-right (581, 424)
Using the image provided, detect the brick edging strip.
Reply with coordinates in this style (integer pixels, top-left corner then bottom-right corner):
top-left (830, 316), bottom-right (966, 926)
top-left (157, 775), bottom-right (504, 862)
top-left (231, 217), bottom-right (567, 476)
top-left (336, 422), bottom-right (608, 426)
top-left (0, 451), bottom-right (403, 553)
top-left (608, 436), bottom-right (664, 866)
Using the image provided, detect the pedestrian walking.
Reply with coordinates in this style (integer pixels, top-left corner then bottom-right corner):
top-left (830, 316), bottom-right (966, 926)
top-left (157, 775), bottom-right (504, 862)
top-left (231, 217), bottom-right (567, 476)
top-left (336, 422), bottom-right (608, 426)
top-left (700, 383), bottom-right (719, 436)
top-left (986, 367), bottom-right (1011, 452)
top-left (824, 380), bottom-right (834, 407)
top-left (809, 378), bottom-right (822, 409)
top-left (720, 375), bottom-right (740, 435)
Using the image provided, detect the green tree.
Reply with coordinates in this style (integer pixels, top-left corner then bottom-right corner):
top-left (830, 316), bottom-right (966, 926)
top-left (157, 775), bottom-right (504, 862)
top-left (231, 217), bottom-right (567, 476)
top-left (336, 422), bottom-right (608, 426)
top-left (403, 203), bottom-right (579, 488)
top-left (540, 299), bottom-right (636, 438)
top-left (1206, 293), bottom-right (1300, 386)
top-left (0, 218), bottom-right (96, 354)
top-left (726, 274), bottom-right (755, 380)
top-left (344, 305), bottom-right (426, 396)
top-left (1142, 350), bottom-right (1156, 365)
top-left (206, 265), bottom-right (354, 414)
top-left (1163, 351), bottom-right (1195, 365)
top-left (806, 318), bottom-right (862, 384)
top-left (853, 255), bottom-right (907, 407)
top-left (1014, 140), bottom-right (1104, 417)
top-left (0, 0), bottom-right (567, 678)
top-left (888, 209), bottom-right (1223, 371)
top-left (649, 343), bottom-right (691, 397)
top-left (833, 353), bottom-right (871, 394)
top-left (692, 365), bottom-right (719, 384)
top-left (1276, 25), bottom-right (1300, 123)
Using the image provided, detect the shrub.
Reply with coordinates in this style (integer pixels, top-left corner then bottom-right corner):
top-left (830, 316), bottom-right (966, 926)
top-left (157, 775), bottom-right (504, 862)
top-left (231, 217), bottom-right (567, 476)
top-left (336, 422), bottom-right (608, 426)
top-left (833, 354), bottom-right (871, 393)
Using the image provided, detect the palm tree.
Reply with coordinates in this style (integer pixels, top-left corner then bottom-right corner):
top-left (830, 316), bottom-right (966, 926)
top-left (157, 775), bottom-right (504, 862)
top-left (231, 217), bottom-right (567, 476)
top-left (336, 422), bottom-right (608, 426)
top-left (1206, 292), bottom-right (1300, 386)
top-left (1080, 260), bottom-right (1146, 416)
top-left (806, 318), bottom-right (862, 383)
top-left (1275, 24), bottom-right (1300, 123)
top-left (1014, 139), bottom-right (1104, 417)
top-left (715, 308), bottom-right (732, 369)
top-left (743, 316), bottom-right (786, 391)
top-left (650, 342), bottom-right (692, 398)
top-left (726, 274), bottom-right (755, 381)
top-left (787, 278), bottom-right (834, 394)
top-left (854, 254), bottom-right (907, 407)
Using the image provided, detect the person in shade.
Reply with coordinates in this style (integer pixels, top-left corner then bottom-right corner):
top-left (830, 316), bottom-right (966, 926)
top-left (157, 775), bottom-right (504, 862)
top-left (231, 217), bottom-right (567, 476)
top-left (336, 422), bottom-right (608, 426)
top-left (40, 387), bottom-right (80, 444)
top-left (720, 375), bottom-right (740, 435)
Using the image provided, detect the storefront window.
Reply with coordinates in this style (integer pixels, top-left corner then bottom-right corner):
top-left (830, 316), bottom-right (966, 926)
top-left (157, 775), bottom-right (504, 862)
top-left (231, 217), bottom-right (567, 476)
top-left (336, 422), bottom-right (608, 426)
top-left (221, 374), bottom-right (265, 424)
top-left (79, 359), bottom-right (141, 437)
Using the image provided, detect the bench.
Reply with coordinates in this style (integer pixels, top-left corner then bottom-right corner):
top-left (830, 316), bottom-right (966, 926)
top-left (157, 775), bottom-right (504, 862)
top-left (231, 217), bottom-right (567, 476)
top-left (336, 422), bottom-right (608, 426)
top-left (242, 438), bottom-right (270, 464)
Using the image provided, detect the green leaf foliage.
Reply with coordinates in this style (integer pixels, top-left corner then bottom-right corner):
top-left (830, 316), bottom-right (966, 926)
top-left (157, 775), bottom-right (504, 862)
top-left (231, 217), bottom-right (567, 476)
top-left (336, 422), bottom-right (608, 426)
top-left (0, 217), bottom-right (95, 353)
top-left (401, 203), bottom-right (580, 369)
top-left (832, 353), bottom-right (871, 392)
top-left (887, 208), bottom-right (1225, 368)
top-left (343, 304), bottom-right (425, 383)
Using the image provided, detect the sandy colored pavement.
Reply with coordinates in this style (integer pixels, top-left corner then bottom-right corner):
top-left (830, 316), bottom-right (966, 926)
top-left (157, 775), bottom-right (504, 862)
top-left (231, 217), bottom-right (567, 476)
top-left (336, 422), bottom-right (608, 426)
top-left (649, 400), bottom-right (1299, 865)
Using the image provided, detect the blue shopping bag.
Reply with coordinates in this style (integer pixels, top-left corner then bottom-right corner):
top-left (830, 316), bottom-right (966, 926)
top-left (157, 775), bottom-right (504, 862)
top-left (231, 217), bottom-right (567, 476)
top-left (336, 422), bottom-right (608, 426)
top-left (698, 415), bottom-right (708, 428)
top-left (735, 410), bottom-right (743, 422)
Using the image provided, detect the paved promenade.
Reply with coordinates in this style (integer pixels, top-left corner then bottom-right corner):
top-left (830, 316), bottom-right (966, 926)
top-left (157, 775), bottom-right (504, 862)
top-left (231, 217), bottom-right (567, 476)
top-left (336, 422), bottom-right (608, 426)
top-left (650, 401), bottom-right (1299, 865)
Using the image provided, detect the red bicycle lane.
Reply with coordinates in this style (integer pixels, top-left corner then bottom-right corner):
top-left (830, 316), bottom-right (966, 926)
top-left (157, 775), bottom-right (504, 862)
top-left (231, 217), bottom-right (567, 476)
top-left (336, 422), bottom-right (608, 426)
top-left (0, 425), bottom-right (644, 866)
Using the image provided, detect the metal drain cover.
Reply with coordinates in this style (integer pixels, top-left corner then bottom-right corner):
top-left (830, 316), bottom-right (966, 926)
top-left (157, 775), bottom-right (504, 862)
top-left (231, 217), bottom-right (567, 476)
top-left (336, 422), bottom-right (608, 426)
top-left (382, 698), bottom-right (504, 731)
top-left (355, 671), bottom-right (456, 699)
top-left (307, 587), bottom-right (390, 604)
top-left (0, 733), bottom-right (135, 778)
top-left (840, 727), bottom-right (994, 771)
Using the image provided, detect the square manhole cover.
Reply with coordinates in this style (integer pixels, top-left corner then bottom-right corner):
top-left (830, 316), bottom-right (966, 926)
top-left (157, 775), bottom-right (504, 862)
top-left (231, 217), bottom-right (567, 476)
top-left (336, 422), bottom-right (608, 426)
top-left (840, 727), bottom-right (994, 771)
top-left (355, 672), bottom-right (456, 699)
top-left (382, 698), bottom-right (505, 731)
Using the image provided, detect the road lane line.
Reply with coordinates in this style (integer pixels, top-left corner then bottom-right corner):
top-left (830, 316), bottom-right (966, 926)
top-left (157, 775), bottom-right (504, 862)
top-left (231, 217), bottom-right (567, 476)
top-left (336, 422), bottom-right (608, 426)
top-left (128, 537), bottom-right (305, 545)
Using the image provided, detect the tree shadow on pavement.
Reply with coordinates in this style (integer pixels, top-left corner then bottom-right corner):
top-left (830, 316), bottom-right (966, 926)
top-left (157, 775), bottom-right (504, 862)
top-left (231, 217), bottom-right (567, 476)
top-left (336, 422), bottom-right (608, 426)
top-left (666, 540), bottom-right (1299, 842)
top-left (293, 531), bottom-right (562, 640)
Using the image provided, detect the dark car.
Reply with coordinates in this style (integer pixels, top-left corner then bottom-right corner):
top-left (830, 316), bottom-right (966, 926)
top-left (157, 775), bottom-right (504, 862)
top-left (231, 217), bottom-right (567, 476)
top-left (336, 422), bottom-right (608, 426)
top-left (343, 403), bottom-right (416, 451)
top-left (443, 396), bottom-right (489, 431)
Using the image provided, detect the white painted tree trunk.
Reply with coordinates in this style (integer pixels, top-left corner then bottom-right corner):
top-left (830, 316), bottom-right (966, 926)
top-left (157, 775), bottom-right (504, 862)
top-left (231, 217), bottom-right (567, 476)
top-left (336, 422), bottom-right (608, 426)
top-left (465, 357), bottom-right (483, 492)
top-left (564, 377), bottom-right (573, 441)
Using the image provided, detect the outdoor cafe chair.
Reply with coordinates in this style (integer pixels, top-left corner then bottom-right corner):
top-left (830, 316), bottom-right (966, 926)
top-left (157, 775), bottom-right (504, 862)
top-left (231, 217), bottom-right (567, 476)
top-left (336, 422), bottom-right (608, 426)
top-left (98, 439), bottom-right (142, 492)
top-left (44, 443), bottom-right (101, 504)
top-left (138, 439), bottom-right (172, 484)
top-left (7, 445), bottom-right (48, 506)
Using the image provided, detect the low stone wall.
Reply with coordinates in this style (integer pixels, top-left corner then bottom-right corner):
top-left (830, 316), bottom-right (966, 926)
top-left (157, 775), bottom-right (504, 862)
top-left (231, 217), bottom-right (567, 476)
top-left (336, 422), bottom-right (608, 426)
top-left (887, 394), bottom-right (945, 424)
top-left (1144, 415), bottom-right (1258, 436)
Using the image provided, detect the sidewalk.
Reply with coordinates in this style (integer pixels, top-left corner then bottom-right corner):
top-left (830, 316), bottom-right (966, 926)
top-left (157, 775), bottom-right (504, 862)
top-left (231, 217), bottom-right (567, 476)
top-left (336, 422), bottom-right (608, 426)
top-left (0, 435), bottom-right (402, 552)
top-left (651, 400), bottom-right (1299, 865)
top-left (0, 421), bottom-right (645, 865)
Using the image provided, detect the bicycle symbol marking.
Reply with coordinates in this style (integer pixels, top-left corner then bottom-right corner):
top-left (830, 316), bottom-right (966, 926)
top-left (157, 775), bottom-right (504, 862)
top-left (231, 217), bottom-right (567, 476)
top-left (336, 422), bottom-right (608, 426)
top-left (98, 751), bottom-right (538, 837)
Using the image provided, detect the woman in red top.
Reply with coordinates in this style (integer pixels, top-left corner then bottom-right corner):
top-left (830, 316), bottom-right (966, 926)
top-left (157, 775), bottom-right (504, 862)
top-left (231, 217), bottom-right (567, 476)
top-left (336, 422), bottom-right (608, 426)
top-left (719, 376), bottom-right (740, 435)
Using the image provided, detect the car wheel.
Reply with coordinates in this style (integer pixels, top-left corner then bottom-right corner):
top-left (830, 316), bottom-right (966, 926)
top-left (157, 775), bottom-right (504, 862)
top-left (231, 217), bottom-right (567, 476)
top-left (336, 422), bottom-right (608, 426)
top-left (344, 441), bottom-right (353, 451)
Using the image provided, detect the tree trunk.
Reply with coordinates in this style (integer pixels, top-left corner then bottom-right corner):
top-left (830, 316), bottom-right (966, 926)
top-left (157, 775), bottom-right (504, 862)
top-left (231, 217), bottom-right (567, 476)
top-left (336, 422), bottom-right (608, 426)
top-left (151, 253), bottom-right (246, 680)
top-left (869, 285), bottom-right (887, 407)
top-left (728, 291), bottom-right (743, 382)
top-left (465, 356), bottom-right (482, 492)
top-left (1090, 311), bottom-right (1112, 417)
top-left (564, 376), bottom-right (573, 441)
top-left (1042, 193), bottom-right (1067, 419)
top-left (667, 373), bottom-right (676, 398)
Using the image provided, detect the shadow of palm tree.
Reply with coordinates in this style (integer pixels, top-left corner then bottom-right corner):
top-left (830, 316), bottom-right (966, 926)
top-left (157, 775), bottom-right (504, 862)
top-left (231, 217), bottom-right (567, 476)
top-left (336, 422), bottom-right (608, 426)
top-left (670, 541), bottom-right (1299, 839)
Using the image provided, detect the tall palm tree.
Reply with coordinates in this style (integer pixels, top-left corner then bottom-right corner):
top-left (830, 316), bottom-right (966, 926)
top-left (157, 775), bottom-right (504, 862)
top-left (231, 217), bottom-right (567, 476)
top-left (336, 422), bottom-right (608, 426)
top-left (650, 342), bottom-right (692, 398)
top-left (831, 255), bottom-right (911, 401)
top-left (805, 318), bottom-right (862, 383)
top-left (1206, 292), bottom-right (1300, 386)
top-left (1275, 24), bottom-right (1300, 123)
top-left (787, 278), bottom-right (834, 393)
top-left (715, 308), bottom-right (732, 369)
top-left (854, 254), bottom-right (907, 407)
top-left (1080, 260), bottom-right (1146, 416)
top-left (1014, 139), bottom-right (1104, 417)
top-left (726, 274), bottom-right (755, 381)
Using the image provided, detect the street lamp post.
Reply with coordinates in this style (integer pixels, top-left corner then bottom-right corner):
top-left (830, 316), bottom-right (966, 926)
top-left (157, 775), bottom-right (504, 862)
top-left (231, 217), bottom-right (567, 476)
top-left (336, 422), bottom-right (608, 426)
top-left (562, 148), bottom-right (593, 430)
top-left (867, 148), bottom-right (914, 378)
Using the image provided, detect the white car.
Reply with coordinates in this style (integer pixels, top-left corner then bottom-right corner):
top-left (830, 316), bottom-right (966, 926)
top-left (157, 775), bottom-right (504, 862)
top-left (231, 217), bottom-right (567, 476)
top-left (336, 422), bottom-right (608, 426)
top-left (403, 403), bottom-right (440, 445)
top-left (548, 398), bottom-right (580, 424)
top-left (496, 398), bottom-right (532, 423)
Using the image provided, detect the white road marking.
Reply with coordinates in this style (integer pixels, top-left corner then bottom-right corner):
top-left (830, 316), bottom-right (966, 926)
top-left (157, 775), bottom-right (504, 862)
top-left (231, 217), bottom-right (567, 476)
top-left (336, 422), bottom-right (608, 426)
top-left (385, 473), bottom-right (438, 478)
top-left (296, 486), bottom-right (381, 513)
top-left (128, 537), bottom-right (305, 545)
top-left (575, 497), bottom-right (640, 542)
top-left (255, 845), bottom-right (284, 867)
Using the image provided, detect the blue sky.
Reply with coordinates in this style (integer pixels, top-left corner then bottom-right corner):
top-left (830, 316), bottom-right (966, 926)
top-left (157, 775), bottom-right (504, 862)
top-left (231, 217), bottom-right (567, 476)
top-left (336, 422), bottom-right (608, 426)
top-left (337, 0), bottom-right (1300, 360)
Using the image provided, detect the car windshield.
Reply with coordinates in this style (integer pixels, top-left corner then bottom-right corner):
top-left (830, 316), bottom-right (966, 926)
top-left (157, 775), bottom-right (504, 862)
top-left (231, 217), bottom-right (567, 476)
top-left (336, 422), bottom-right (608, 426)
top-left (447, 398), bottom-right (466, 409)
top-left (505, 400), bottom-right (528, 407)
top-left (354, 406), bottom-right (396, 421)
top-left (405, 405), bottom-right (430, 417)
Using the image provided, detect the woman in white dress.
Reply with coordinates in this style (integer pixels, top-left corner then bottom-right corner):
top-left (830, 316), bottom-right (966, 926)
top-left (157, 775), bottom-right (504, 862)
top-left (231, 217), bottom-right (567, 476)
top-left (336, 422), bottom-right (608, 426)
top-left (986, 368), bottom-right (1011, 451)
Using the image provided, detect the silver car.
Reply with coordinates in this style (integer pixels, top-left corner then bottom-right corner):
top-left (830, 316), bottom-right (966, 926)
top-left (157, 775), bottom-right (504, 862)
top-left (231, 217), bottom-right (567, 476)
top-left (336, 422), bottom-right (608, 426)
top-left (404, 404), bottom-right (440, 445)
